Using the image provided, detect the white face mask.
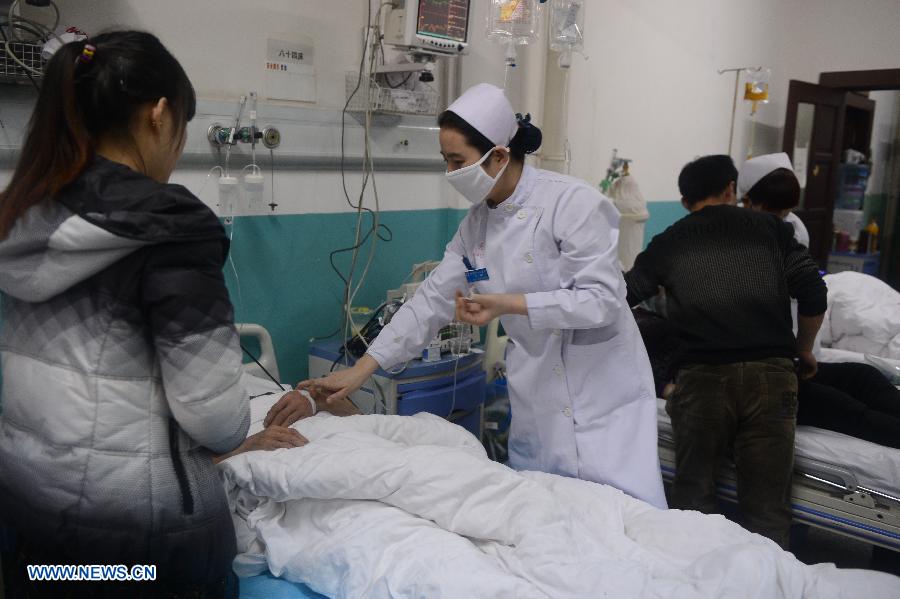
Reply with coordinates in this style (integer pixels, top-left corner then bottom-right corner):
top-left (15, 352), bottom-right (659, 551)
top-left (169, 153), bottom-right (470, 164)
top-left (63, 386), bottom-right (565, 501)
top-left (445, 148), bottom-right (510, 205)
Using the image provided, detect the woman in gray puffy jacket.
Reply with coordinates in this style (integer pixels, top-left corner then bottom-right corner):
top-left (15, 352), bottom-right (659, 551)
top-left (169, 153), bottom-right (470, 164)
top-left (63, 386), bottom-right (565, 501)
top-left (0, 31), bottom-right (304, 598)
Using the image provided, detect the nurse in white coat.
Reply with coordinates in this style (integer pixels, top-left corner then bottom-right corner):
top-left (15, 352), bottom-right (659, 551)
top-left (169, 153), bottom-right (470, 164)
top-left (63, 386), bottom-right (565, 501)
top-left (299, 83), bottom-right (666, 508)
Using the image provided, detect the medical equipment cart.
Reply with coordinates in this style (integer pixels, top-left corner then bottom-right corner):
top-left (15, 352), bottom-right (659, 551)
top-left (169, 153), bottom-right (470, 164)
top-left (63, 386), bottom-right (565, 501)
top-left (308, 340), bottom-right (486, 438)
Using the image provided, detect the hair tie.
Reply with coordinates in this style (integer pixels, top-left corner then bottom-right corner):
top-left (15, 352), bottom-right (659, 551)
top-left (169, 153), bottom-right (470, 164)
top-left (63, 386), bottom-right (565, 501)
top-left (516, 112), bottom-right (533, 128)
top-left (77, 44), bottom-right (96, 65)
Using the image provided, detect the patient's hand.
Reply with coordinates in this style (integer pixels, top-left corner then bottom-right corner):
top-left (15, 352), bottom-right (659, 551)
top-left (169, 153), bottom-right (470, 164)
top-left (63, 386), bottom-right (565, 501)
top-left (265, 390), bottom-right (316, 428)
top-left (213, 426), bottom-right (307, 464)
top-left (264, 389), bottom-right (362, 428)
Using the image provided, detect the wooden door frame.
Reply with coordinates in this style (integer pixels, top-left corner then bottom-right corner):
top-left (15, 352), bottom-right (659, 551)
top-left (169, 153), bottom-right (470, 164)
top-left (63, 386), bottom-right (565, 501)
top-left (819, 69), bottom-right (900, 92)
top-left (818, 69), bottom-right (900, 281)
top-left (783, 80), bottom-right (849, 264)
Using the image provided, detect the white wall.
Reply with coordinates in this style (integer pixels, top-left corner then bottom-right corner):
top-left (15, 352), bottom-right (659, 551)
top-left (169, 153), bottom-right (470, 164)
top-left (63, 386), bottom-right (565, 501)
top-left (564, 0), bottom-right (787, 202)
top-left (55, 0), bottom-right (376, 107)
top-left (779, 0), bottom-right (900, 88)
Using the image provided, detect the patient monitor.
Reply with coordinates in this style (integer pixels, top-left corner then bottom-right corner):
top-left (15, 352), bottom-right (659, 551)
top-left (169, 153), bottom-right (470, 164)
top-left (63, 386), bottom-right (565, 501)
top-left (383, 0), bottom-right (472, 56)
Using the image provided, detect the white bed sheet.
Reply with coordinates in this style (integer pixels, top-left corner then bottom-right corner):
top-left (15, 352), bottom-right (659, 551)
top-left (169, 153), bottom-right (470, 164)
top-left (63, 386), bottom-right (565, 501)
top-left (656, 398), bottom-right (900, 494)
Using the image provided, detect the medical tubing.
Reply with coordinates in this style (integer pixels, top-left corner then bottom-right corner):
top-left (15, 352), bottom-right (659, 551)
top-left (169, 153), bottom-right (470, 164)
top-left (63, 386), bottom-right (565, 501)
top-left (194, 166), bottom-right (223, 203)
top-left (168, 417), bottom-right (194, 515)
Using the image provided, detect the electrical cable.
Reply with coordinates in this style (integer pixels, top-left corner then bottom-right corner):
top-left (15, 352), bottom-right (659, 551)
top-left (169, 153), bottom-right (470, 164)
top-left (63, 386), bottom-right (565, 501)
top-left (3, 0), bottom-right (60, 83)
top-left (8, 0), bottom-right (58, 43)
top-left (333, 0), bottom-right (398, 362)
top-left (268, 148), bottom-right (277, 211)
top-left (447, 349), bottom-right (461, 419)
top-left (0, 20), bottom-right (39, 90)
top-left (377, 36), bottom-right (413, 89)
top-left (344, 2), bottom-right (400, 348)
top-left (241, 343), bottom-right (281, 388)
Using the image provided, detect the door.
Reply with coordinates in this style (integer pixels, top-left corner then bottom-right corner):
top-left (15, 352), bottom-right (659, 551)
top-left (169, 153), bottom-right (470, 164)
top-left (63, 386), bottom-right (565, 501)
top-left (782, 80), bottom-right (847, 265)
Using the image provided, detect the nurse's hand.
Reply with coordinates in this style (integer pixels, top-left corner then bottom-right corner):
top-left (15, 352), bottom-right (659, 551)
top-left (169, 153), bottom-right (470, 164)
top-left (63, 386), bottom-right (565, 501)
top-left (455, 291), bottom-right (527, 326)
top-left (297, 354), bottom-right (380, 404)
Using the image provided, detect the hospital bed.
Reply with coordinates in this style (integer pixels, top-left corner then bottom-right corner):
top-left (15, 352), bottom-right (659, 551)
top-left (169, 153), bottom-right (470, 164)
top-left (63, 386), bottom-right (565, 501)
top-left (481, 321), bottom-right (900, 554)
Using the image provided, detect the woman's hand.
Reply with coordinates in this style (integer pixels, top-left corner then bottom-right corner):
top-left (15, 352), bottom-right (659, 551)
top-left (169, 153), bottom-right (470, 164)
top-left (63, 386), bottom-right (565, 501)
top-left (213, 426), bottom-right (307, 464)
top-left (455, 291), bottom-right (527, 326)
top-left (296, 354), bottom-right (380, 404)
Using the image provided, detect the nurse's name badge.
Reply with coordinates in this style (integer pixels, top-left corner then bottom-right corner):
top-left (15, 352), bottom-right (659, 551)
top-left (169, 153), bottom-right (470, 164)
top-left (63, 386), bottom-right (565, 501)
top-left (462, 256), bottom-right (489, 284)
top-left (465, 268), bottom-right (489, 284)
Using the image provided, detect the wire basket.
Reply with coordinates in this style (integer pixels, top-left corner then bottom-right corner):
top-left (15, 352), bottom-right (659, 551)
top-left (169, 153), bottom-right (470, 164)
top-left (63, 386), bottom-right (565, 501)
top-left (345, 72), bottom-right (438, 116)
top-left (0, 41), bottom-right (44, 83)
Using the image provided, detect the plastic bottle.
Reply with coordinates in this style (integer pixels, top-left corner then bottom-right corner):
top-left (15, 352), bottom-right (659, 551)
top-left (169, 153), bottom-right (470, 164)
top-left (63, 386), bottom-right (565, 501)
top-left (865, 219), bottom-right (879, 253)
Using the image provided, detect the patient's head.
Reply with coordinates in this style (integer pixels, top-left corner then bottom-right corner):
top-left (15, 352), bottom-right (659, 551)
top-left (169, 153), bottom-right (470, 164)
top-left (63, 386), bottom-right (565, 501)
top-left (743, 168), bottom-right (801, 217)
top-left (678, 155), bottom-right (738, 212)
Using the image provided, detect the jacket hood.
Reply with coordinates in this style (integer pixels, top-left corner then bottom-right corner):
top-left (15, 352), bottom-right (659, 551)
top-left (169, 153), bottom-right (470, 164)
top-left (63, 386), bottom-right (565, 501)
top-left (0, 157), bottom-right (226, 302)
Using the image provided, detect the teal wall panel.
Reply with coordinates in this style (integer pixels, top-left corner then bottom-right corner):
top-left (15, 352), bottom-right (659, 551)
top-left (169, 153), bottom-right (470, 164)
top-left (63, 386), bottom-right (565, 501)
top-left (224, 208), bottom-right (455, 385)
top-left (643, 201), bottom-right (685, 246)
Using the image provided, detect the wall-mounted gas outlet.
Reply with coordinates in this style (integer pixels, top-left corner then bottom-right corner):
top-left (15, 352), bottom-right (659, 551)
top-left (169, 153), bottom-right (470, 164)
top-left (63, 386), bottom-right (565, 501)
top-left (262, 127), bottom-right (281, 149)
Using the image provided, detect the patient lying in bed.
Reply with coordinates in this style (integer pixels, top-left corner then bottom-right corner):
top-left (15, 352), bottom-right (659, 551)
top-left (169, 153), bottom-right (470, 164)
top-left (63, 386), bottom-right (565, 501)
top-left (216, 378), bottom-right (899, 599)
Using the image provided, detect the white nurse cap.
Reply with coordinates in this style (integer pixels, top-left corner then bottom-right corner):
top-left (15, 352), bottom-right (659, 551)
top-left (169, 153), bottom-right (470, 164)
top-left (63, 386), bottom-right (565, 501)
top-left (445, 83), bottom-right (519, 148)
top-left (737, 152), bottom-right (795, 197)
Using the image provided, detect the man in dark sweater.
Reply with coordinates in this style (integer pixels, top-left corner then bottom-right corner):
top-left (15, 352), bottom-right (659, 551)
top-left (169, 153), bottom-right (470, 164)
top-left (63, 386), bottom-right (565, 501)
top-left (625, 155), bottom-right (826, 549)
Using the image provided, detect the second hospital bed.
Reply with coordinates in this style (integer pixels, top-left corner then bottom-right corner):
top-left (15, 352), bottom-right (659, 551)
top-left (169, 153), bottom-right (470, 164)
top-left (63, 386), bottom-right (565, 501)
top-left (657, 398), bottom-right (900, 552)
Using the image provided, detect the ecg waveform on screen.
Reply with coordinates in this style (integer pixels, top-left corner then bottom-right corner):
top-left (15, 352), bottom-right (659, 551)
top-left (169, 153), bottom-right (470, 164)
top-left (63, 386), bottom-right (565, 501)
top-left (417, 0), bottom-right (469, 43)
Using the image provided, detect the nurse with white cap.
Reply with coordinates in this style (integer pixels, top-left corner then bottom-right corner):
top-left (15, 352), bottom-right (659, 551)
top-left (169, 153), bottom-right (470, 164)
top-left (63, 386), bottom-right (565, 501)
top-left (299, 83), bottom-right (667, 508)
top-left (738, 152), bottom-right (809, 247)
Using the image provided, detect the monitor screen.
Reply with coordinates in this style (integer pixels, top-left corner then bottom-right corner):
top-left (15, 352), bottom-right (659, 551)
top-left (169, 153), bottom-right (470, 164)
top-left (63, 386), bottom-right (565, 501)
top-left (416, 0), bottom-right (470, 43)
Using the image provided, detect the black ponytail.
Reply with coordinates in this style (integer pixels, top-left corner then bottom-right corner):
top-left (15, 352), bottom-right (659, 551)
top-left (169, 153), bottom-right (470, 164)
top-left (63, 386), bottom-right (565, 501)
top-left (509, 113), bottom-right (542, 161)
top-left (0, 30), bottom-right (195, 238)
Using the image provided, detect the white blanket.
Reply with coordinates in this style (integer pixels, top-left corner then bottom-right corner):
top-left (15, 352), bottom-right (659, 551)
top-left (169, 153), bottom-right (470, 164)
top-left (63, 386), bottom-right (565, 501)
top-left (820, 272), bottom-right (900, 362)
top-left (220, 405), bottom-right (899, 598)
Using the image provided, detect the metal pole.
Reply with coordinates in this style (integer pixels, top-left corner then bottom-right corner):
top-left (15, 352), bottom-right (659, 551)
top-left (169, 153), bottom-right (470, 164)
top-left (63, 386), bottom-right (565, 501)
top-left (728, 70), bottom-right (740, 156)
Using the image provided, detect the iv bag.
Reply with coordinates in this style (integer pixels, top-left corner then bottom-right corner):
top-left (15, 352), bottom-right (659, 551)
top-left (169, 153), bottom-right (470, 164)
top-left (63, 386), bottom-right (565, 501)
top-left (549, 0), bottom-right (584, 54)
top-left (743, 67), bottom-right (771, 115)
top-left (486, 0), bottom-right (542, 46)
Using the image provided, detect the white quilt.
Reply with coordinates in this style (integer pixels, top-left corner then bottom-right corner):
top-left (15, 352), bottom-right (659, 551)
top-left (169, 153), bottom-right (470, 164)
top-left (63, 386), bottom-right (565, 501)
top-left (220, 403), bottom-right (899, 599)
top-left (820, 272), bottom-right (900, 362)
